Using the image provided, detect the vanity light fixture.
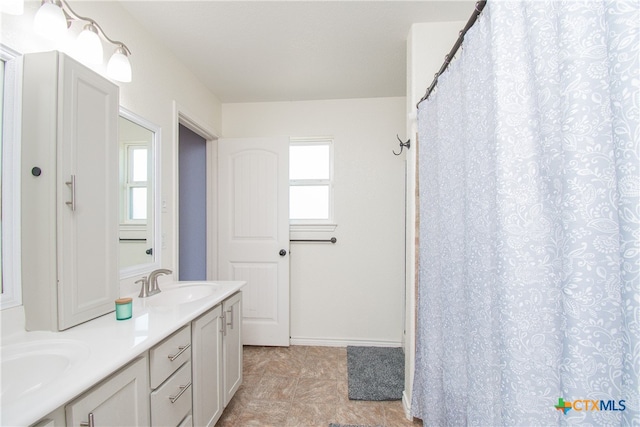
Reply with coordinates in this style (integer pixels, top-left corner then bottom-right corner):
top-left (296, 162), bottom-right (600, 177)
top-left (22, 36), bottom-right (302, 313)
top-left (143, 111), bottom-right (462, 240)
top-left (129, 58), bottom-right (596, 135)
top-left (33, 0), bottom-right (66, 39)
top-left (33, 0), bottom-right (132, 82)
top-left (107, 45), bottom-right (132, 82)
top-left (76, 22), bottom-right (103, 64)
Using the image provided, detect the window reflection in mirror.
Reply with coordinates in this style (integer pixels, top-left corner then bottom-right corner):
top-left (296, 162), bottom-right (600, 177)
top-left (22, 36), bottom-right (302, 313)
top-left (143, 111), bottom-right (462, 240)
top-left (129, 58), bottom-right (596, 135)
top-left (119, 109), bottom-right (160, 277)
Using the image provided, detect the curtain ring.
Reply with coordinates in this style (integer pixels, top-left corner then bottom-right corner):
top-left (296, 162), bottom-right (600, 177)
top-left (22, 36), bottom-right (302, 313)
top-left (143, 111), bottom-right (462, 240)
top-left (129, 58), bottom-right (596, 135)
top-left (474, 1), bottom-right (482, 12)
top-left (444, 54), bottom-right (450, 65)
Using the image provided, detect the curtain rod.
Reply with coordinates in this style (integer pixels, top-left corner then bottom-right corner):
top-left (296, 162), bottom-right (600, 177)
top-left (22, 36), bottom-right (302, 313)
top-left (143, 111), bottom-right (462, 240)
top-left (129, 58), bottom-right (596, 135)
top-left (416, 0), bottom-right (487, 108)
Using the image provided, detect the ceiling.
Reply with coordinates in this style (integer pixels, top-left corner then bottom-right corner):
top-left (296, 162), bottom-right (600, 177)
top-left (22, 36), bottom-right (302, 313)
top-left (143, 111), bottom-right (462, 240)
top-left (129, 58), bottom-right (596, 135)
top-left (119, 1), bottom-right (475, 103)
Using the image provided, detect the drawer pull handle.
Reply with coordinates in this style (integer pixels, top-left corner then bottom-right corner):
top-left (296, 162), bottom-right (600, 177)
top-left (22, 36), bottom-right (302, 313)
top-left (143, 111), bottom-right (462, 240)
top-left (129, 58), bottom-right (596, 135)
top-left (169, 381), bottom-right (192, 404)
top-left (65, 175), bottom-right (76, 211)
top-left (168, 344), bottom-right (191, 361)
top-left (80, 412), bottom-right (95, 427)
top-left (226, 305), bottom-right (234, 330)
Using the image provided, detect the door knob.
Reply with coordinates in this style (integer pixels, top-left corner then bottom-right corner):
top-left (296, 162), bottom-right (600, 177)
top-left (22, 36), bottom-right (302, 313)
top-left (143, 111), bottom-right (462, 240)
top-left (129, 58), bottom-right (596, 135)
top-left (279, 249), bottom-right (287, 256)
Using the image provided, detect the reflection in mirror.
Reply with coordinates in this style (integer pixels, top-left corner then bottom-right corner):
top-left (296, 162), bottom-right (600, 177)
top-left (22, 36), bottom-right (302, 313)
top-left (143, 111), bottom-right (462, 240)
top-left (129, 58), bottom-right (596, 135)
top-left (1, 56), bottom-right (4, 294)
top-left (119, 108), bottom-right (161, 278)
top-left (1, 44), bottom-right (22, 310)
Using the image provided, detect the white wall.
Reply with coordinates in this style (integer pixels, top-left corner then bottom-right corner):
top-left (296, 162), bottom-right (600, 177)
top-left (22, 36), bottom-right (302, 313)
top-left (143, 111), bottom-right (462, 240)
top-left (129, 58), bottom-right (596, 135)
top-left (223, 97), bottom-right (406, 346)
top-left (0, 1), bottom-right (222, 304)
top-left (403, 21), bottom-right (465, 415)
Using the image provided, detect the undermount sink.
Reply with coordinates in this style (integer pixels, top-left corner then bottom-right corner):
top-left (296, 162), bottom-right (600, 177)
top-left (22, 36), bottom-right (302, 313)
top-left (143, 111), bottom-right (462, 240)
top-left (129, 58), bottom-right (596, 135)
top-left (140, 283), bottom-right (220, 307)
top-left (1, 339), bottom-right (90, 404)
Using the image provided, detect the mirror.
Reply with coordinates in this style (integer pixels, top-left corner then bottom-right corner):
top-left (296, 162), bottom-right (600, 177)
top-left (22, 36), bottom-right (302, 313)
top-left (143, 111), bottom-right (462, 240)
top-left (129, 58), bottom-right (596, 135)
top-left (119, 108), bottom-right (161, 278)
top-left (1, 45), bottom-right (21, 310)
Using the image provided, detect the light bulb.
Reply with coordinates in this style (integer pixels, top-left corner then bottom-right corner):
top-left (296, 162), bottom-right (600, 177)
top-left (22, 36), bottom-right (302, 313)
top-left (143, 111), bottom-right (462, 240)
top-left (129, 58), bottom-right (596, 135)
top-left (33, 1), bottom-right (66, 40)
top-left (107, 46), bottom-right (132, 82)
top-left (77, 23), bottom-right (103, 64)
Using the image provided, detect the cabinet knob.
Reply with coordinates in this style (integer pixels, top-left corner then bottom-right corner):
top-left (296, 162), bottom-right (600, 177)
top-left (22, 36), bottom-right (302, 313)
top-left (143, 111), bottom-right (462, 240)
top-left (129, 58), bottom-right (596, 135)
top-left (31, 167), bottom-right (42, 177)
top-left (279, 249), bottom-right (287, 256)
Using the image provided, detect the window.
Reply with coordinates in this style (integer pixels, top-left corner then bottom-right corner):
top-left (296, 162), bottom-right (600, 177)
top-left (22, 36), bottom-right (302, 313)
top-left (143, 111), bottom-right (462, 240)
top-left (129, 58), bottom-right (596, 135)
top-left (1, 44), bottom-right (21, 310)
top-left (289, 138), bottom-right (334, 228)
top-left (122, 144), bottom-right (149, 223)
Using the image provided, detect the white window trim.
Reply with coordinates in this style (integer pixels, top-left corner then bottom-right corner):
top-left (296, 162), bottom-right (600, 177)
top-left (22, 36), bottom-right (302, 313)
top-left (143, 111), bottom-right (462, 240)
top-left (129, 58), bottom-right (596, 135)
top-left (1, 44), bottom-right (22, 310)
top-left (121, 142), bottom-right (149, 225)
top-left (289, 137), bottom-right (336, 232)
top-left (290, 223), bottom-right (338, 233)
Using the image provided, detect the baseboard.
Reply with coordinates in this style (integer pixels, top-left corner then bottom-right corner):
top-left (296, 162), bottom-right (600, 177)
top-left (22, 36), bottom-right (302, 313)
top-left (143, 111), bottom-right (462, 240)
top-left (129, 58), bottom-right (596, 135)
top-left (402, 390), bottom-right (412, 420)
top-left (290, 336), bottom-right (402, 348)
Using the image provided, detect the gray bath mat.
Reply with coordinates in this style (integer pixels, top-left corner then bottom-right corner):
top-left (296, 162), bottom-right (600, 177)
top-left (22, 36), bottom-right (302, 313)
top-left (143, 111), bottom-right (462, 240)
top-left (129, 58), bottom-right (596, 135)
top-left (347, 346), bottom-right (404, 401)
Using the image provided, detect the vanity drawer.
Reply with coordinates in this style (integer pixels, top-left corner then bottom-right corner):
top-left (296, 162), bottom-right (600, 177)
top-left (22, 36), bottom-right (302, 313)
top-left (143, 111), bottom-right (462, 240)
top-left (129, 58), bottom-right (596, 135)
top-left (150, 325), bottom-right (191, 388)
top-left (151, 361), bottom-right (192, 427)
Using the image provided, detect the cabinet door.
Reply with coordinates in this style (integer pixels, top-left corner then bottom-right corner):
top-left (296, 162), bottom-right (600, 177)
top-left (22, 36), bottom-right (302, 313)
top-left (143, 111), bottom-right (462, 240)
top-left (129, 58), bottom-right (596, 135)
top-left (21, 51), bottom-right (119, 332)
top-left (223, 292), bottom-right (243, 406)
top-left (66, 357), bottom-right (150, 427)
top-left (29, 407), bottom-right (65, 427)
top-left (191, 305), bottom-right (223, 427)
top-left (57, 53), bottom-right (119, 330)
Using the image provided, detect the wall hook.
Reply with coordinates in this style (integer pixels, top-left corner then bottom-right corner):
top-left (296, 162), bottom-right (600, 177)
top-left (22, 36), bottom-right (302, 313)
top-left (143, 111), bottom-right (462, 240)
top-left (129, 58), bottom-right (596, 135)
top-left (393, 135), bottom-right (411, 155)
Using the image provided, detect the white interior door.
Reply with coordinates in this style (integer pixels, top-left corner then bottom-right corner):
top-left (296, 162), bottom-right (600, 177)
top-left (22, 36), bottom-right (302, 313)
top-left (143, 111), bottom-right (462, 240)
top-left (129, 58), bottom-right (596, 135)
top-left (218, 137), bottom-right (289, 346)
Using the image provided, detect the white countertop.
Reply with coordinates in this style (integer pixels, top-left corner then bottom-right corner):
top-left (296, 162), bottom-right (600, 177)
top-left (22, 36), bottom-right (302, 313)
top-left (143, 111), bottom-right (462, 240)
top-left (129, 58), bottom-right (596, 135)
top-left (0, 281), bottom-right (245, 427)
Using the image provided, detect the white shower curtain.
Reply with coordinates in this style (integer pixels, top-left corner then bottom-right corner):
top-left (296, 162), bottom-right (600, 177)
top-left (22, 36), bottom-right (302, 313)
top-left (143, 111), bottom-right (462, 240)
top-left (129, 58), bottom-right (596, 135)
top-left (412, 1), bottom-right (638, 425)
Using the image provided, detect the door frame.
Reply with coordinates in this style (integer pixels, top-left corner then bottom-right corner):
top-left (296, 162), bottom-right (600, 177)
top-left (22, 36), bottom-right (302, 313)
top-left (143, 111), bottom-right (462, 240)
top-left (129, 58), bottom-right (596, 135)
top-left (172, 102), bottom-right (218, 280)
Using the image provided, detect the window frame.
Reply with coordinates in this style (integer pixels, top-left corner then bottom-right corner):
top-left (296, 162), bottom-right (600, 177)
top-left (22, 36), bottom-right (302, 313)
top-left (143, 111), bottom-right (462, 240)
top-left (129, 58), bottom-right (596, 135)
top-left (1, 44), bottom-right (22, 310)
top-left (121, 143), bottom-right (149, 224)
top-left (289, 137), bottom-right (336, 232)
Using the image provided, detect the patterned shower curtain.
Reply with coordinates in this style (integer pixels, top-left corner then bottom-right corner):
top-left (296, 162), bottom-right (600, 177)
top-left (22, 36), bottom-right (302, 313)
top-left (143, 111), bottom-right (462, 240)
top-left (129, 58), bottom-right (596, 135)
top-left (412, 1), bottom-right (638, 425)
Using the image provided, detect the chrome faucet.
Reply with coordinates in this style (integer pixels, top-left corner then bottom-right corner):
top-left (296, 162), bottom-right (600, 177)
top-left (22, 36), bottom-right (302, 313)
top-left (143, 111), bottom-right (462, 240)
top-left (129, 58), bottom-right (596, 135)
top-left (147, 268), bottom-right (172, 296)
top-left (136, 276), bottom-right (150, 298)
top-left (136, 269), bottom-right (172, 298)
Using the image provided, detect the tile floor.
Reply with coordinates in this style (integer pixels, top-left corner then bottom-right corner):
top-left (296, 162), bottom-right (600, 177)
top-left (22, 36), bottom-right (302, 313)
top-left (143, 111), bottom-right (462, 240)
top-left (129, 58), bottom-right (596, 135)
top-left (216, 345), bottom-right (423, 427)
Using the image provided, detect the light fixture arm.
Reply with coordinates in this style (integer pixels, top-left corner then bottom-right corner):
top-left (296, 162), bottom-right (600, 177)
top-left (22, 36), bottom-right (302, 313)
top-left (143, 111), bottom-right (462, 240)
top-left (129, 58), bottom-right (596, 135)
top-left (85, 20), bottom-right (131, 55)
top-left (45, 0), bottom-right (132, 55)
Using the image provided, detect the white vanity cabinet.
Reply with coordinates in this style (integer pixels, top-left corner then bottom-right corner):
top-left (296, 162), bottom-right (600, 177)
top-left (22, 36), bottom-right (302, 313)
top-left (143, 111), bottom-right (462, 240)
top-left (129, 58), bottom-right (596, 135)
top-left (65, 357), bottom-right (149, 427)
top-left (191, 305), bottom-right (223, 426)
top-left (191, 292), bottom-right (243, 427)
top-left (150, 325), bottom-right (193, 426)
top-left (222, 292), bottom-right (243, 405)
top-left (29, 408), bottom-right (65, 427)
top-left (21, 51), bottom-right (119, 331)
top-left (4, 283), bottom-right (245, 427)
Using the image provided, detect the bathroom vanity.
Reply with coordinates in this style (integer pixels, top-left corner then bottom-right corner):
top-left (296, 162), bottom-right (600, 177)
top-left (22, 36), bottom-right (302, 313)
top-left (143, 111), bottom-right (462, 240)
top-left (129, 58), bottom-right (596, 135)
top-left (1, 281), bottom-right (244, 427)
top-left (4, 50), bottom-right (244, 427)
